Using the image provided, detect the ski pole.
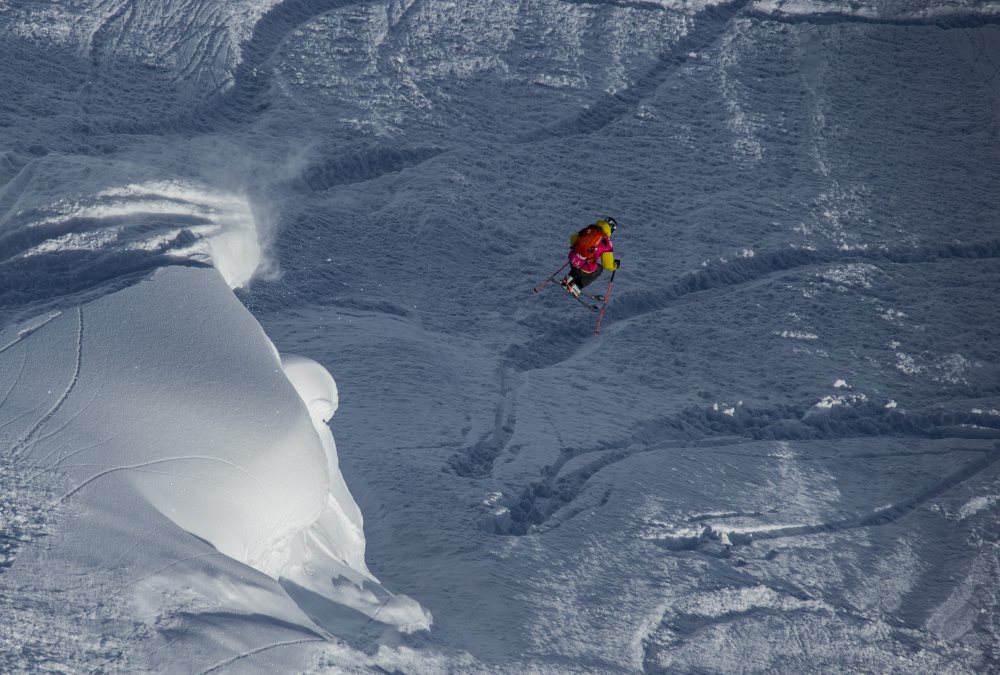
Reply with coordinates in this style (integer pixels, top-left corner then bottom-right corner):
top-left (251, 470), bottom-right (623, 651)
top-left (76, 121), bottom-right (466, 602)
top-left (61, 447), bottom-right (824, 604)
top-left (594, 265), bottom-right (617, 335)
top-left (533, 260), bottom-right (570, 294)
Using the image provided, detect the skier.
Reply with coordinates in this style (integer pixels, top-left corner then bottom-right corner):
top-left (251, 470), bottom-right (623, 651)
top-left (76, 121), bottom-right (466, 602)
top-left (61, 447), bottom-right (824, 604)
top-left (561, 217), bottom-right (620, 298)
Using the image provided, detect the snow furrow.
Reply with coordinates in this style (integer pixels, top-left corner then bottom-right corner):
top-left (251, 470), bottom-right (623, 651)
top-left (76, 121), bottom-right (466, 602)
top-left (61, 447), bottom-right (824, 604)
top-left (485, 401), bottom-right (1000, 536)
top-left (198, 638), bottom-right (327, 675)
top-left (746, 7), bottom-right (1000, 30)
top-left (59, 454), bottom-right (279, 503)
top-left (654, 443), bottom-right (1000, 553)
top-left (12, 307), bottom-right (83, 457)
top-left (520, 0), bottom-right (756, 143)
top-left (449, 366), bottom-right (519, 478)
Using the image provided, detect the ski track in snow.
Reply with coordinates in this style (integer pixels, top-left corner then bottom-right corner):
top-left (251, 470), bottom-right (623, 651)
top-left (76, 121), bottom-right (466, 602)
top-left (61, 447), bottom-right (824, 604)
top-left (449, 366), bottom-right (519, 478)
top-left (59, 454), bottom-right (278, 503)
top-left (479, 399), bottom-right (1000, 536)
top-left (651, 443), bottom-right (1000, 554)
top-left (197, 638), bottom-right (328, 675)
top-left (12, 308), bottom-right (83, 458)
top-left (0, 313), bottom-right (61, 356)
top-left (507, 237), bottom-right (1000, 372)
top-left (519, 0), bottom-right (758, 143)
top-left (458, 234), bottom-right (1000, 535)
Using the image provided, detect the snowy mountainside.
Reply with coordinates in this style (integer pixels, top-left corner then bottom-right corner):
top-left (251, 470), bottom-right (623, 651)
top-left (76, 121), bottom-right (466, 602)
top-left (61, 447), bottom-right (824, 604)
top-left (2, 0), bottom-right (1000, 672)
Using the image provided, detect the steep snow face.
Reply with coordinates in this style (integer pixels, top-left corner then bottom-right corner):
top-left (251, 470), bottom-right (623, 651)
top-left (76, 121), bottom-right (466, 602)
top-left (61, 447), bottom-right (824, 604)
top-left (0, 268), bottom-right (429, 671)
top-left (279, 353), bottom-right (368, 577)
top-left (3, 267), bottom-right (330, 572)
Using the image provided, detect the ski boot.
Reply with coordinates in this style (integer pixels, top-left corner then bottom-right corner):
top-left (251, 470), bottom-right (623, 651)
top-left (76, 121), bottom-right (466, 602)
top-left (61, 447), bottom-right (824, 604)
top-left (560, 275), bottom-right (582, 298)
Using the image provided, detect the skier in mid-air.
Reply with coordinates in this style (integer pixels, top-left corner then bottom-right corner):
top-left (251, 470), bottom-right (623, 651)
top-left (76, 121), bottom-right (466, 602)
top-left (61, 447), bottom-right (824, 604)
top-left (560, 216), bottom-right (620, 298)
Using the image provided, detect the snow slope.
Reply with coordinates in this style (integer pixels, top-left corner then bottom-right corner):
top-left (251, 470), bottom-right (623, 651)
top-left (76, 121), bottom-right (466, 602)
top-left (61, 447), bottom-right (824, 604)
top-left (3, 0), bottom-right (1000, 672)
top-left (0, 265), bottom-right (428, 672)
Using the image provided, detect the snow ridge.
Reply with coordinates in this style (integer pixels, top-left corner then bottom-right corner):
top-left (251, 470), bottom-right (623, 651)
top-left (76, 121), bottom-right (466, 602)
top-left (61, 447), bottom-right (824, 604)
top-left (0, 158), bottom-right (266, 323)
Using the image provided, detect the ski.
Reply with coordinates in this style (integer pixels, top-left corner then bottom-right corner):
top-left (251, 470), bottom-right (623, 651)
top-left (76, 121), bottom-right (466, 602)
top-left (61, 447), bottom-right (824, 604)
top-left (532, 260), bottom-right (604, 312)
top-left (553, 277), bottom-right (602, 311)
top-left (533, 261), bottom-right (570, 294)
top-left (569, 292), bottom-right (601, 312)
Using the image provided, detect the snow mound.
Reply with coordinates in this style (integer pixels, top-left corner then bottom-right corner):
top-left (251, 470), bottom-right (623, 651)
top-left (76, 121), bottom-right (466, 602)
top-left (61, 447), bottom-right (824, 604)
top-left (7, 267), bottom-right (325, 570)
top-left (277, 357), bottom-right (431, 633)
top-left (283, 354), bottom-right (339, 422)
top-left (0, 265), bottom-right (429, 648)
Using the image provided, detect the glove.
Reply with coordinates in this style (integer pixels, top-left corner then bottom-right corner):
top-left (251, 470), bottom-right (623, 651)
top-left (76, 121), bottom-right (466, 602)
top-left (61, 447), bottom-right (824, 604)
top-left (614, 259), bottom-right (621, 270)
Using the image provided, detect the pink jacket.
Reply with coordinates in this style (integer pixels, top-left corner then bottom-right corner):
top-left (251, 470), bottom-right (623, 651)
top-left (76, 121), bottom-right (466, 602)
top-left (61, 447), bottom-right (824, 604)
top-left (568, 224), bottom-right (615, 274)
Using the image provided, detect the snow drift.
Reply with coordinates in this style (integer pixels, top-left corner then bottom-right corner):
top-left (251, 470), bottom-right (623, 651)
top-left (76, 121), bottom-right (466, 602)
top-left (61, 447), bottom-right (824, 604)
top-left (0, 265), bottom-right (429, 670)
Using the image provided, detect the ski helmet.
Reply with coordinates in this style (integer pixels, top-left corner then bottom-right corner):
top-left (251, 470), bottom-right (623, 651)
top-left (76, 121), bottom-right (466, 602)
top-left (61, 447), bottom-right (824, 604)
top-left (604, 216), bottom-right (617, 234)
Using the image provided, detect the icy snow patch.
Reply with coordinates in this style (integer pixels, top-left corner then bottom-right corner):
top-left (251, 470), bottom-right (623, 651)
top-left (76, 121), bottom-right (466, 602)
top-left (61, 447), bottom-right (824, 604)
top-left (880, 308), bottom-right (908, 322)
top-left (818, 263), bottom-right (881, 289)
top-left (713, 402), bottom-right (742, 416)
top-left (643, 0), bottom-right (730, 9)
top-left (674, 584), bottom-right (828, 618)
top-left (775, 330), bottom-right (819, 340)
top-left (719, 20), bottom-right (765, 162)
top-left (751, 0), bottom-right (1000, 21)
top-left (751, 0), bottom-right (881, 18)
top-left (815, 393), bottom-right (867, 409)
top-left (894, 351), bottom-right (974, 385)
top-left (958, 495), bottom-right (1000, 520)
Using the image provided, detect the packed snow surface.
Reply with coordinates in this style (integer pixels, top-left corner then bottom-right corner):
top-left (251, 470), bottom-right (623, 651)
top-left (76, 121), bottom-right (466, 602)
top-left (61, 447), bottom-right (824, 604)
top-left (2, 0), bottom-right (1000, 672)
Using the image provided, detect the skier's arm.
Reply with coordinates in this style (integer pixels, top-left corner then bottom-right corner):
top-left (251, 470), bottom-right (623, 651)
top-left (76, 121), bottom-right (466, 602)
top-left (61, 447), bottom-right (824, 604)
top-left (600, 251), bottom-right (617, 270)
top-left (569, 232), bottom-right (579, 246)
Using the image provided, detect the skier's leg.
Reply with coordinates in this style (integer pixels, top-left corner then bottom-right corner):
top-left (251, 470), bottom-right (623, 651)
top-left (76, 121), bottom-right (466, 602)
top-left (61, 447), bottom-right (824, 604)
top-left (575, 267), bottom-right (603, 289)
top-left (562, 267), bottom-right (583, 297)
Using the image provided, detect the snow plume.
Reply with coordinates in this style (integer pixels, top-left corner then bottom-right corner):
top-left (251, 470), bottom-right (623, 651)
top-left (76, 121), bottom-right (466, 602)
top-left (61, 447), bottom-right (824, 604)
top-left (0, 156), bottom-right (267, 317)
top-left (96, 180), bottom-right (264, 288)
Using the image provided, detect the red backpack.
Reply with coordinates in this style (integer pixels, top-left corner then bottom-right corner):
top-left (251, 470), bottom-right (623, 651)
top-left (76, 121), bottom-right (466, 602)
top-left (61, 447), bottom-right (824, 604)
top-left (572, 226), bottom-right (605, 260)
